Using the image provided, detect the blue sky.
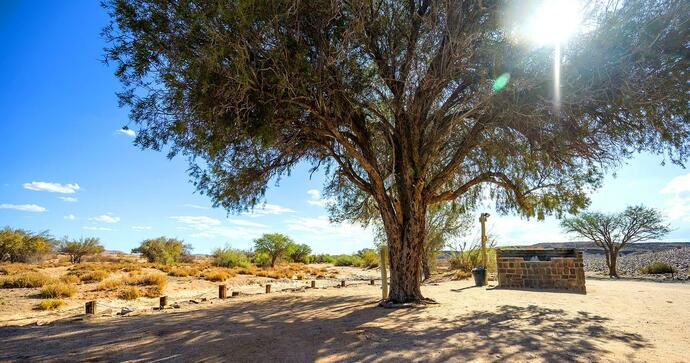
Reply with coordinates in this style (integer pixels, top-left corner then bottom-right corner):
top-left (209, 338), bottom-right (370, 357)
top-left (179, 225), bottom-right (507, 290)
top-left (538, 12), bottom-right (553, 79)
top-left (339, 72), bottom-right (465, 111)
top-left (1, 1), bottom-right (688, 255)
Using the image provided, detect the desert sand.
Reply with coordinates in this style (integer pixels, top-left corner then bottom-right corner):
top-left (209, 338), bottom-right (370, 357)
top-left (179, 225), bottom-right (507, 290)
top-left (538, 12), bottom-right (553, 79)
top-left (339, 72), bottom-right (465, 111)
top-left (1, 277), bottom-right (689, 362)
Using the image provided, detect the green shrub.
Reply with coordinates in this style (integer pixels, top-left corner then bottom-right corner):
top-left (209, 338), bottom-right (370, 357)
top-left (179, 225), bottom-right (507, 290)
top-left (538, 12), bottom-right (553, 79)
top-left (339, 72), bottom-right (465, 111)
top-left (640, 262), bottom-right (676, 274)
top-left (310, 254), bottom-right (336, 264)
top-left (334, 255), bottom-right (363, 267)
top-left (252, 251), bottom-right (272, 267)
top-left (0, 227), bottom-right (55, 263)
top-left (131, 237), bottom-right (192, 264)
top-left (59, 237), bottom-right (104, 263)
top-left (36, 298), bottom-right (65, 310)
top-left (1, 272), bottom-right (52, 288)
top-left (213, 247), bottom-right (250, 268)
top-left (39, 282), bottom-right (77, 298)
top-left (356, 249), bottom-right (379, 268)
top-left (287, 243), bottom-right (312, 264)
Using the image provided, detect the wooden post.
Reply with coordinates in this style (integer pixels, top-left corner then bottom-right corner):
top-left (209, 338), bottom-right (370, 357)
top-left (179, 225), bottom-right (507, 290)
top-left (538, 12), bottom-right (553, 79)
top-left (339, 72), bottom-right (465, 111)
top-left (219, 285), bottom-right (227, 299)
top-left (265, 284), bottom-right (271, 293)
top-left (311, 280), bottom-right (316, 288)
top-left (85, 301), bottom-right (96, 315)
top-left (231, 291), bottom-right (240, 297)
top-left (340, 280), bottom-right (345, 287)
top-left (159, 296), bottom-right (167, 308)
top-left (380, 247), bottom-right (388, 300)
top-left (479, 213), bottom-right (490, 286)
top-left (370, 279), bottom-right (375, 285)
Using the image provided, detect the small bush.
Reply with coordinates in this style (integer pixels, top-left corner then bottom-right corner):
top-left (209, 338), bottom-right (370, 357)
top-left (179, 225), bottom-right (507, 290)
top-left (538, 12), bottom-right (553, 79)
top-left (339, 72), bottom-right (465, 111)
top-left (252, 252), bottom-right (272, 268)
top-left (60, 274), bottom-right (81, 284)
top-left (1, 272), bottom-right (52, 288)
top-left (165, 265), bottom-right (199, 277)
top-left (0, 227), bottom-right (55, 263)
top-left (334, 255), bottom-right (363, 267)
top-left (39, 282), bottom-right (77, 298)
top-left (287, 243), bottom-right (312, 264)
top-left (310, 254), bottom-right (336, 264)
top-left (79, 270), bottom-right (110, 283)
top-left (118, 287), bottom-right (140, 300)
top-left (131, 237), bottom-right (191, 264)
top-left (96, 278), bottom-right (124, 291)
top-left (213, 248), bottom-right (251, 268)
top-left (36, 298), bottom-right (65, 310)
top-left (356, 249), bottom-right (379, 268)
top-left (640, 262), bottom-right (676, 275)
top-left (142, 285), bottom-right (164, 297)
top-left (59, 237), bottom-right (104, 263)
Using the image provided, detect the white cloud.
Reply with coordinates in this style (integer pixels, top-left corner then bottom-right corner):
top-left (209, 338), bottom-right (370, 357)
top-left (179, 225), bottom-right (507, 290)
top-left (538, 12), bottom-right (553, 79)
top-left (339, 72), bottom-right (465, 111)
top-left (64, 214), bottom-right (76, 220)
top-left (132, 225), bottom-right (152, 231)
top-left (117, 128), bottom-right (136, 137)
top-left (170, 215), bottom-right (266, 240)
top-left (83, 226), bottom-right (113, 231)
top-left (0, 203), bottom-right (47, 212)
top-left (242, 203), bottom-right (295, 217)
top-left (306, 189), bottom-right (332, 207)
top-left (660, 173), bottom-right (690, 222)
top-left (24, 181), bottom-right (80, 194)
top-left (59, 196), bottom-right (78, 202)
top-left (90, 214), bottom-right (121, 224)
top-left (183, 204), bottom-right (209, 210)
top-left (286, 216), bottom-right (373, 244)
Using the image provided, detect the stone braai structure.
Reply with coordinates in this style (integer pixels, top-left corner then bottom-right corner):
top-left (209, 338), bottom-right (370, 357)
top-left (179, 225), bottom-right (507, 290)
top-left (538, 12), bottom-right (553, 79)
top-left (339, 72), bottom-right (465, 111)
top-left (496, 248), bottom-right (586, 293)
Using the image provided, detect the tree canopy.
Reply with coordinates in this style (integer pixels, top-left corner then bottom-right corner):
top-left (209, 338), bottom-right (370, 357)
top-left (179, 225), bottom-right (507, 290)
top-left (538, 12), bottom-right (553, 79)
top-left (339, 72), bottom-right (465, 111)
top-left (105, 0), bottom-right (689, 302)
top-left (59, 237), bottom-right (105, 263)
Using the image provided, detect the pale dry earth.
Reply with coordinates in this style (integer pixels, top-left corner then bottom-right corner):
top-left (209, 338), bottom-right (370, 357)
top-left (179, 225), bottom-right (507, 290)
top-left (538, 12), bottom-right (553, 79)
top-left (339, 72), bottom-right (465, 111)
top-left (1, 278), bottom-right (689, 362)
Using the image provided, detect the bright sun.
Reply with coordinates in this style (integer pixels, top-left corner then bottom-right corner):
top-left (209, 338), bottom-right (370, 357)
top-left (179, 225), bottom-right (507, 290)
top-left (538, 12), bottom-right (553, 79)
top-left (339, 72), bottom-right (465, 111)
top-left (525, 0), bottom-right (583, 46)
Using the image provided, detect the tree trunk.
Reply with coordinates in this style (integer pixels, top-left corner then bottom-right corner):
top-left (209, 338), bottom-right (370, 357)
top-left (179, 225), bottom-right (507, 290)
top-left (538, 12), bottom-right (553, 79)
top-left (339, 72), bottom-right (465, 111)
top-left (422, 248), bottom-right (432, 281)
top-left (384, 198), bottom-right (427, 304)
top-left (608, 250), bottom-right (618, 278)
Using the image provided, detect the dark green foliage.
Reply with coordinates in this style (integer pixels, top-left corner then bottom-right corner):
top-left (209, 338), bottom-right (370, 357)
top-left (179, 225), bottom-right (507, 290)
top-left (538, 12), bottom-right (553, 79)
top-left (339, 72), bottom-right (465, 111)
top-left (132, 237), bottom-right (192, 264)
top-left (104, 0), bottom-right (690, 301)
top-left (287, 243), bottom-right (312, 264)
top-left (253, 233), bottom-right (294, 267)
top-left (334, 255), bottom-right (364, 267)
top-left (310, 254), bottom-right (336, 264)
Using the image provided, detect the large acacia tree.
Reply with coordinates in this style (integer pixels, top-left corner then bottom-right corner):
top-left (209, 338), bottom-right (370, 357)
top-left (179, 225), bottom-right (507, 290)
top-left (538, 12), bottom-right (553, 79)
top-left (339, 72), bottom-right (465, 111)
top-left (104, 0), bottom-right (689, 303)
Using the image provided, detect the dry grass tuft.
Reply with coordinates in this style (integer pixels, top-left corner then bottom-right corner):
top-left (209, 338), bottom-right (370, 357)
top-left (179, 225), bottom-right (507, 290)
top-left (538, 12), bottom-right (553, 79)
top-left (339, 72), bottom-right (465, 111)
top-left (125, 272), bottom-right (167, 289)
top-left (60, 274), bottom-right (81, 284)
top-left (201, 268), bottom-right (235, 282)
top-left (96, 278), bottom-right (124, 291)
top-left (118, 287), bottom-right (140, 300)
top-left (79, 270), bottom-right (110, 283)
top-left (36, 298), bottom-right (65, 310)
top-left (1, 272), bottom-right (53, 288)
top-left (142, 285), bottom-right (164, 297)
top-left (39, 282), bottom-right (77, 298)
top-left (0, 263), bottom-right (35, 275)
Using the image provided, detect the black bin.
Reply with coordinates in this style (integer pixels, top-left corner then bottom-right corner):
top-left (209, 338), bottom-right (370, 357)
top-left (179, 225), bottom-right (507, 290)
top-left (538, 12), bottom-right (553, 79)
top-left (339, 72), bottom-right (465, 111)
top-left (471, 267), bottom-right (486, 287)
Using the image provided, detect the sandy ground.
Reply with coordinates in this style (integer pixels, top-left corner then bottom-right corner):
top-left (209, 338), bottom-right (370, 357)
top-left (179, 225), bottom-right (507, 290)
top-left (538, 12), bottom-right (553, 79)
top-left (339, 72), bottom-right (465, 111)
top-left (1, 278), bottom-right (689, 362)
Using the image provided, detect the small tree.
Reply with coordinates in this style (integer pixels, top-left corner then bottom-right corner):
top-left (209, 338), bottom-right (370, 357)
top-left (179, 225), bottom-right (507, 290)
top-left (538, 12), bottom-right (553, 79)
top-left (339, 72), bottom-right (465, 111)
top-left (253, 233), bottom-right (293, 268)
top-left (561, 205), bottom-right (670, 277)
top-left (288, 243), bottom-right (312, 264)
top-left (59, 237), bottom-right (105, 263)
top-left (132, 237), bottom-right (192, 264)
top-left (0, 227), bottom-right (54, 263)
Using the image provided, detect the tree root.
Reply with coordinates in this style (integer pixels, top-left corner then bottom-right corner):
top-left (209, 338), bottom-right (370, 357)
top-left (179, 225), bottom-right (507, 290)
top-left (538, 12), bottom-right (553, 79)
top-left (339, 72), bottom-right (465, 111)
top-left (378, 297), bottom-right (439, 309)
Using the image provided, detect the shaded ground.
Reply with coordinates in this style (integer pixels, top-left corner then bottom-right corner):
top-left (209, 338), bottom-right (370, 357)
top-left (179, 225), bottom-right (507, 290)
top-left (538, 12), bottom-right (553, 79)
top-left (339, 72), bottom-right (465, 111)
top-left (1, 279), bottom-right (689, 362)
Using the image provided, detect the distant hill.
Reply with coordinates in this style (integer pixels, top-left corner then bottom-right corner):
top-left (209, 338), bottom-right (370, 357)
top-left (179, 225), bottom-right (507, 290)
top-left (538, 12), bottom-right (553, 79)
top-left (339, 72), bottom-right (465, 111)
top-left (527, 242), bottom-right (690, 256)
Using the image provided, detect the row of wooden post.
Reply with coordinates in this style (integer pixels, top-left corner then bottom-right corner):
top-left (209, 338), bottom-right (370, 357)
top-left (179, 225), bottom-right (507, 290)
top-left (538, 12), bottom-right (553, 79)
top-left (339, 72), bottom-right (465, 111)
top-left (85, 276), bottom-right (385, 315)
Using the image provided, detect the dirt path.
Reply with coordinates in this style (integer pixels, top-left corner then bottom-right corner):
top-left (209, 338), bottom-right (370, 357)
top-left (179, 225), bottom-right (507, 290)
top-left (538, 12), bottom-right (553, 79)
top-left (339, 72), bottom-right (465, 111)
top-left (1, 279), bottom-right (688, 362)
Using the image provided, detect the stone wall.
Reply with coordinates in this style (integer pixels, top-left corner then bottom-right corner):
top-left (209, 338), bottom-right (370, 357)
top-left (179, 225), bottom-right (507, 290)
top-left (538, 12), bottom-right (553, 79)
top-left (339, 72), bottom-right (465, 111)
top-left (496, 249), bottom-right (586, 293)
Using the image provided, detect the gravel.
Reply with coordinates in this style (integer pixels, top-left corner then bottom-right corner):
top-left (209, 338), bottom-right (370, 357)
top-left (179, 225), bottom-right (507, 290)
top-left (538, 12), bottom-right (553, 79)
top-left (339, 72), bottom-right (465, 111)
top-left (584, 247), bottom-right (690, 280)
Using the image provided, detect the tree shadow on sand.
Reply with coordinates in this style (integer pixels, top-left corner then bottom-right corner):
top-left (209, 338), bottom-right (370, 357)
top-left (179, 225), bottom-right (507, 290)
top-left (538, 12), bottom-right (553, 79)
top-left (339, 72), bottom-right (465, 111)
top-left (0, 295), bottom-right (650, 362)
